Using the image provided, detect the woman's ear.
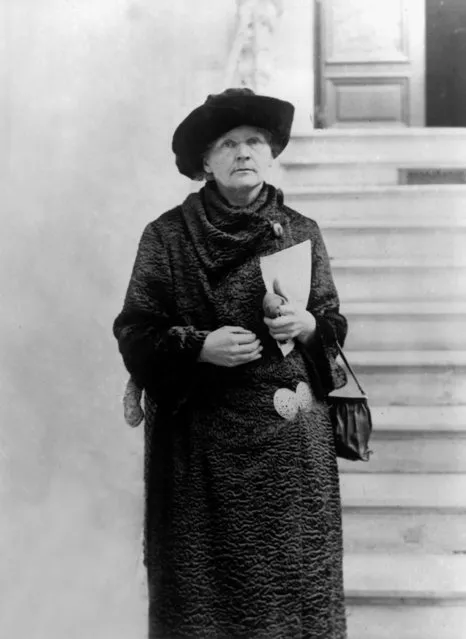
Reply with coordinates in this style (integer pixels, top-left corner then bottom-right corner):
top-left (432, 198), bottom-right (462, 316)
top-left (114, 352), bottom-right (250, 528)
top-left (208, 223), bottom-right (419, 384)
top-left (203, 156), bottom-right (212, 175)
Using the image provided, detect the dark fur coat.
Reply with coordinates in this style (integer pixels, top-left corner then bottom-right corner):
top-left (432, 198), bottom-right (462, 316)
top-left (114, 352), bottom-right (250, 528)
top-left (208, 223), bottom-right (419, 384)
top-left (113, 182), bottom-right (348, 639)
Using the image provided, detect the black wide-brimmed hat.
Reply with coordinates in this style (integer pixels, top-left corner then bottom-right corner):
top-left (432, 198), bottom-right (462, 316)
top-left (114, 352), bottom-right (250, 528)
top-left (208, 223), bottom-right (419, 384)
top-left (172, 88), bottom-right (295, 179)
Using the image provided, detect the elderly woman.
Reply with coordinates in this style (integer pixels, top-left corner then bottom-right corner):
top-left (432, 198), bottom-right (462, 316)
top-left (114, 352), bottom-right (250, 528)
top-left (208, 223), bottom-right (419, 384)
top-left (113, 88), bottom-right (348, 639)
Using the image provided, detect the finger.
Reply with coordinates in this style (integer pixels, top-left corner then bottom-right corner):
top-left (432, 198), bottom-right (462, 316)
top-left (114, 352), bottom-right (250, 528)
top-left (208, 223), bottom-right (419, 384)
top-left (235, 340), bottom-right (262, 354)
top-left (235, 332), bottom-right (259, 345)
top-left (228, 326), bottom-right (255, 334)
top-left (229, 346), bottom-right (262, 366)
top-left (222, 326), bottom-right (255, 338)
top-left (237, 349), bottom-right (263, 364)
top-left (266, 316), bottom-right (294, 329)
top-left (277, 304), bottom-right (297, 316)
top-left (268, 324), bottom-right (294, 337)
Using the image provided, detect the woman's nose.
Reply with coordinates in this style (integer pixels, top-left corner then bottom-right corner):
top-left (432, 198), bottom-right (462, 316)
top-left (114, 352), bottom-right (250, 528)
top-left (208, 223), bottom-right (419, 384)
top-left (235, 142), bottom-right (251, 159)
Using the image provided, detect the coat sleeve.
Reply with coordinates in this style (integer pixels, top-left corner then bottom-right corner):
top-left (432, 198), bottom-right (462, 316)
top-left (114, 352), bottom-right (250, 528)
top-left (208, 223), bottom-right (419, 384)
top-left (113, 221), bottom-right (209, 409)
top-left (300, 221), bottom-right (348, 394)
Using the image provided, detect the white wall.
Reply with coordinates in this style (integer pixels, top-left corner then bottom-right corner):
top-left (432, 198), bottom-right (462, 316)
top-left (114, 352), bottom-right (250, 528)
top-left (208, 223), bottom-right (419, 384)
top-left (0, 1), bottom-right (237, 636)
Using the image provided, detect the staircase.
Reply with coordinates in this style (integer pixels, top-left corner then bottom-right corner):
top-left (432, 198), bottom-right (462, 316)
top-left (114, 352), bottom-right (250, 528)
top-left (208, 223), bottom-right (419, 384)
top-left (280, 129), bottom-right (466, 639)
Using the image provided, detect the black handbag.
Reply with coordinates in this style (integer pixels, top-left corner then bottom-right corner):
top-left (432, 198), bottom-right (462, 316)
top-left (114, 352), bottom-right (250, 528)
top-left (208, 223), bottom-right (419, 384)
top-left (328, 343), bottom-right (373, 462)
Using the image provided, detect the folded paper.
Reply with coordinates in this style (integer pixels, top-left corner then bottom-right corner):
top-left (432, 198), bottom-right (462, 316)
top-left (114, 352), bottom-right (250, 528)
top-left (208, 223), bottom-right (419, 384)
top-left (260, 240), bottom-right (312, 356)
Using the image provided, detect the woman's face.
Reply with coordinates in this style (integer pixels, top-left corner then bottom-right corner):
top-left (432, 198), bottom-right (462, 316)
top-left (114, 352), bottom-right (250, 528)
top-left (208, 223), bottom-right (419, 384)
top-left (203, 125), bottom-right (273, 201)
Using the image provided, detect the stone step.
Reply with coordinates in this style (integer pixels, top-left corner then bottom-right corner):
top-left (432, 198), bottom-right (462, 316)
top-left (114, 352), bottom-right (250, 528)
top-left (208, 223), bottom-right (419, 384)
top-left (340, 473), bottom-right (466, 510)
top-left (343, 302), bottom-right (466, 351)
top-left (369, 406), bottom-right (466, 432)
top-left (281, 163), bottom-right (401, 187)
top-left (345, 554), bottom-right (466, 638)
top-left (284, 184), bottom-right (466, 228)
top-left (342, 509), bottom-right (466, 555)
top-left (331, 259), bottom-right (466, 302)
top-left (339, 431), bottom-right (466, 474)
top-left (339, 405), bottom-right (466, 473)
top-left (346, 350), bottom-right (466, 405)
top-left (347, 603), bottom-right (466, 639)
top-left (323, 226), bottom-right (466, 262)
top-left (282, 128), bottom-right (466, 166)
top-left (349, 350), bottom-right (466, 368)
top-left (344, 554), bottom-right (466, 597)
top-left (296, 189), bottom-right (466, 228)
top-left (281, 161), bottom-right (466, 187)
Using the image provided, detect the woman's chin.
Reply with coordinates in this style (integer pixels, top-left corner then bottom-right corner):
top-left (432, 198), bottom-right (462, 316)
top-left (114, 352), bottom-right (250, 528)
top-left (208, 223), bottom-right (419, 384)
top-left (230, 173), bottom-right (262, 189)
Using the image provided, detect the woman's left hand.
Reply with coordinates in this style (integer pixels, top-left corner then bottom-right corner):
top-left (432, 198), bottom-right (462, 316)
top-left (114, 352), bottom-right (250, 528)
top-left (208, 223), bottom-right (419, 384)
top-left (264, 302), bottom-right (316, 344)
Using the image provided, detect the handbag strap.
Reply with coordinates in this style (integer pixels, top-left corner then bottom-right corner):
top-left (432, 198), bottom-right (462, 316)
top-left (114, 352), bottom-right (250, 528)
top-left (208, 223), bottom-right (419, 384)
top-left (336, 342), bottom-right (367, 397)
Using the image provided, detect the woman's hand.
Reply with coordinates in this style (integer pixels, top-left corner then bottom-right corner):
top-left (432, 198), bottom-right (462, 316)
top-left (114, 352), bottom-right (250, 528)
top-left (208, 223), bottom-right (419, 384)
top-left (198, 326), bottom-right (262, 367)
top-left (264, 303), bottom-right (316, 344)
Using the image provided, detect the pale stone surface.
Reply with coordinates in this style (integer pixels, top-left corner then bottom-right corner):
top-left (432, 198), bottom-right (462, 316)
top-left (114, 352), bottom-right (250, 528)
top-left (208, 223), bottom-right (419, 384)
top-left (328, 0), bottom-right (405, 60)
top-left (342, 510), bottom-right (466, 555)
top-left (347, 605), bottom-right (466, 639)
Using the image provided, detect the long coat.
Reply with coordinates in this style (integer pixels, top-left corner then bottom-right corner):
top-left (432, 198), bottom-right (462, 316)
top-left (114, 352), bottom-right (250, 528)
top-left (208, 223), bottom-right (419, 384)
top-left (114, 183), bottom-right (348, 639)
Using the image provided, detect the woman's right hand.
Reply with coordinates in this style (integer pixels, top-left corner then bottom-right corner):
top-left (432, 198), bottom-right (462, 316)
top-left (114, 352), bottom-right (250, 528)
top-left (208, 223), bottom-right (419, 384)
top-left (198, 326), bottom-right (262, 367)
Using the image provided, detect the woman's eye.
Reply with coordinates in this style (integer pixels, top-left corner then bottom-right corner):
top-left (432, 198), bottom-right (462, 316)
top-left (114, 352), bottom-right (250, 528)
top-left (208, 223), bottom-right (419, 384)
top-left (248, 137), bottom-right (263, 146)
top-left (222, 139), bottom-right (236, 149)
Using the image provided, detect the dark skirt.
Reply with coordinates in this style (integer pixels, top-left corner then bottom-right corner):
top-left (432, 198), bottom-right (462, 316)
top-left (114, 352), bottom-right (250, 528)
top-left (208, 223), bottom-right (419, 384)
top-left (143, 348), bottom-right (347, 639)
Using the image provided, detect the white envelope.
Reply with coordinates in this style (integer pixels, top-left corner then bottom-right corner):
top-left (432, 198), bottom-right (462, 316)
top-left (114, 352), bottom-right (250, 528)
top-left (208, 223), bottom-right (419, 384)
top-left (260, 240), bottom-right (312, 356)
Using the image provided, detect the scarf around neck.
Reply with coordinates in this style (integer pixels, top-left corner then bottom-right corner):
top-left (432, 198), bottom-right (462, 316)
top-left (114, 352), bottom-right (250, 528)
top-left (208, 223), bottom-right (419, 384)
top-left (180, 181), bottom-right (291, 281)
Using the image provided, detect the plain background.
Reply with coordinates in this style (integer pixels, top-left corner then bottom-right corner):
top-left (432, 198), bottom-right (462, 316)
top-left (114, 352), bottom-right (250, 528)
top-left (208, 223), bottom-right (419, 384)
top-left (1, 1), bottom-right (237, 636)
